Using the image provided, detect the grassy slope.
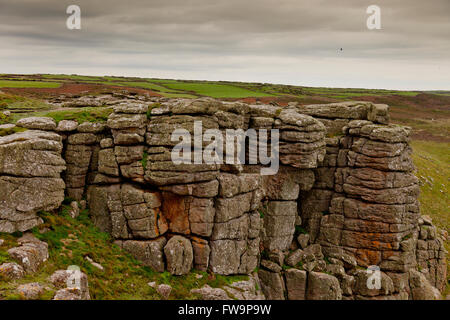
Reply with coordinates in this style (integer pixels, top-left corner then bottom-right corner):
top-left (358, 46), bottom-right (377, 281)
top-left (0, 93), bottom-right (114, 125)
top-left (411, 141), bottom-right (449, 294)
top-left (0, 205), bottom-right (248, 300)
top-left (0, 93), bottom-right (52, 112)
top-left (412, 141), bottom-right (450, 228)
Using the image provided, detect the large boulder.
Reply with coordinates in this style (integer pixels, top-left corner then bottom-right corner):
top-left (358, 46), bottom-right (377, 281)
top-left (7, 233), bottom-right (48, 273)
top-left (164, 236), bottom-right (193, 275)
top-left (191, 285), bottom-right (231, 300)
top-left (352, 269), bottom-right (395, 297)
top-left (50, 269), bottom-right (90, 300)
top-left (0, 130), bottom-right (65, 178)
top-left (409, 270), bottom-right (442, 300)
top-left (116, 238), bottom-right (167, 272)
top-left (17, 282), bottom-right (45, 300)
top-left (0, 130), bottom-right (65, 232)
top-left (55, 120), bottom-right (78, 132)
top-left (258, 269), bottom-right (285, 300)
top-left (0, 262), bottom-right (25, 280)
top-left (285, 269), bottom-right (307, 300)
top-left (306, 272), bottom-right (342, 300)
top-left (16, 117), bottom-right (56, 130)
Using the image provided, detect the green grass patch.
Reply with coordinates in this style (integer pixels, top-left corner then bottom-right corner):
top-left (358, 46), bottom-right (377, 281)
top-left (146, 79), bottom-right (185, 84)
top-left (163, 82), bottom-right (274, 98)
top-left (0, 205), bottom-right (250, 300)
top-left (295, 226), bottom-right (308, 236)
top-left (161, 92), bottom-right (198, 98)
top-left (411, 140), bottom-right (449, 296)
top-left (41, 74), bottom-right (103, 82)
top-left (41, 107), bottom-right (113, 124)
top-left (118, 82), bottom-right (180, 93)
top-left (394, 117), bottom-right (450, 138)
top-left (0, 126), bottom-right (27, 137)
top-left (0, 112), bottom-right (11, 125)
top-left (146, 103), bottom-right (161, 119)
top-left (412, 140), bottom-right (449, 230)
top-left (141, 151), bottom-right (148, 171)
top-left (0, 80), bottom-right (61, 89)
top-left (0, 93), bottom-right (53, 112)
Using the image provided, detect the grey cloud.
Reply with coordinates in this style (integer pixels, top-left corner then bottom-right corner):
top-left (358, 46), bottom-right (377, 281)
top-left (0, 0), bottom-right (448, 89)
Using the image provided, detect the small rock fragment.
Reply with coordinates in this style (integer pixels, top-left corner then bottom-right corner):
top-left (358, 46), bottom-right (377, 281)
top-left (157, 284), bottom-right (172, 299)
top-left (17, 282), bottom-right (45, 300)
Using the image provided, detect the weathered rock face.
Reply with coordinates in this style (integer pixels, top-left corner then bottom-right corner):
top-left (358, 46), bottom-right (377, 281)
top-left (50, 269), bottom-right (91, 300)
top-left (0, 98), bottom-right (446, 300)
top-left (164, 235), bottom-right (193, 275)
top-left (0, 131), bottom-right (66, 232)
top-left (79, 99), bottom-right (328, 279)
top-left (0, 262), bottom-right (25, 280)
top-left (191, 274), bottom-right (265, 300)
top-left (114, 238), bottom-right (167, 272)
top-left (17, 282), bottom-right (45, 300)
top-left (7, 233), bottom-right (49, 273)
top-left (16, 117), bottom-right (57, 131)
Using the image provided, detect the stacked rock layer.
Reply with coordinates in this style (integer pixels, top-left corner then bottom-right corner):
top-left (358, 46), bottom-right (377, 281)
top-left (0, 99), bottom-right (446, 300)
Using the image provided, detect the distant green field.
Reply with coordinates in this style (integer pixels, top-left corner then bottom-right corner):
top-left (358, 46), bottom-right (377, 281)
top-left (6, 74), bottom-right (428, 99)
top-left (161, 92), bottom-right (198, 98)
top-left (86, 80), bottom-right (197, 98)
top-left (117, 81), bottom-right (180, 93)
top-left (0, 80), bottom-right (61, 88)
top-left (301, 87), bottom-right (419, 97)
top-left (41, 74), bottom-right (103, 81)
top-left (146, 79), bottom-right (187, 84)
top-left (162, 82), bottom-right (274, 98)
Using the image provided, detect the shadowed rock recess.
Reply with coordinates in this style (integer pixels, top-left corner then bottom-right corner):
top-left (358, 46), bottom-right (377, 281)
top-left (0, 98), bottom-right (446, 300)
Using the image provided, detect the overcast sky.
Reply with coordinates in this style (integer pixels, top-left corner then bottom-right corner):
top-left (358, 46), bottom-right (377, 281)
top-left (0, 0), bottom-right (449, 90)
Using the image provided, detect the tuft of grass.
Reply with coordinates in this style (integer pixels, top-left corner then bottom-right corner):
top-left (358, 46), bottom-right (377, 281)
top-left (0, 112), bottom-right (11, 125)
top-left (258, 210), bottom-right (264, 219)
top-left (0, 93), bottom-right (53, 112)
top-left (42, 107), bottom-right (113, 124)
top-left (141, 151), bottom-right (148, 171)
top-left (146, 103), bottom-right (161, 119)
top-left (295, 226), bottom-right (308, 236)
top-left (0, 233), bottom-right (19, 264)
top-left (260, 250), bottom-right (269, 260)
top-left (0, 126), bottom-right (27, 136)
